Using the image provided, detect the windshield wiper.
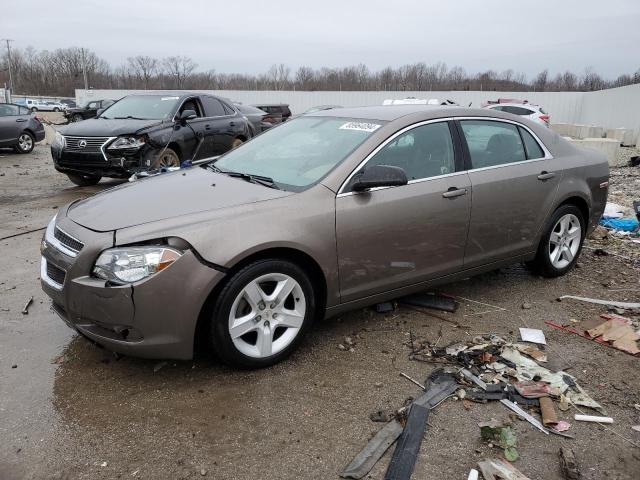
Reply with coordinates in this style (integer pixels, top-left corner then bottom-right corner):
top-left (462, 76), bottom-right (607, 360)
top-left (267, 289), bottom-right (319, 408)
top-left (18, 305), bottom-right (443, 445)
top-left (206, 164), bottom-right (280, 190)
top-left (113, 116), bottom-right (148, 120)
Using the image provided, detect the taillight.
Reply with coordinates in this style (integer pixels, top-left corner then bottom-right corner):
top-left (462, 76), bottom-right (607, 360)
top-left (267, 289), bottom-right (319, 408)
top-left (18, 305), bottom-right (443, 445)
top-left (262, 115), bottom-right (277, 124)
top-left (539, 114), bottom-right (550, 123)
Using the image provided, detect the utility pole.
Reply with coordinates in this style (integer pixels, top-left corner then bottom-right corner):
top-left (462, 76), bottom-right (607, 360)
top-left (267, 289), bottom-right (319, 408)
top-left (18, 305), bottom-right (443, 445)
top-left (2, 39), bottom-right (14, 100)
top-left (80, 47), bottom-right (88, 90)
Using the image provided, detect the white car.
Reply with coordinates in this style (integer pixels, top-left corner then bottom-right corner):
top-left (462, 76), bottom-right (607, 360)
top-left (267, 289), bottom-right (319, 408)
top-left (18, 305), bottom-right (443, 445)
top-left (484, 102), bottom-right (550, 127)
top-left (22, 99), bottom-right (65, 112)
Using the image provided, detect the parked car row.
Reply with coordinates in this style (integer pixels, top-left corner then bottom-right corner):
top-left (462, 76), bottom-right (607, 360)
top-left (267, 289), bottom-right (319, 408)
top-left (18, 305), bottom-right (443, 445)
top-left (14, 98), bottom-right (70, 112)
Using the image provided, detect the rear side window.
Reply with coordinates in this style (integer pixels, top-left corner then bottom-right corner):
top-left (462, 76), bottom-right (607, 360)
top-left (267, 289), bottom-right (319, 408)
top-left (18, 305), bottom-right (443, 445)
top-left (366, 122), bottom-right (456, 180)
top-left (19, 106), bottom-right (30, 115)
top-left (502, 106), bottom-right (534, 116)
top-left (221, 101), bottom-right (235, 115)
top-left (519, 127), bottom-right (545, 159)
top-left (201, 96), bottom-right (226, 117)
top-left (460, 120), bottom-right (526, 168)
top-left (0, 104), bottom-right (20, 116)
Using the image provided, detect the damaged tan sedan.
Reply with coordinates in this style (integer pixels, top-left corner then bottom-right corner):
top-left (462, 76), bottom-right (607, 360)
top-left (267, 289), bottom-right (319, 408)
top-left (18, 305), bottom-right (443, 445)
top-left (41, 105), bottom-right (608, 368)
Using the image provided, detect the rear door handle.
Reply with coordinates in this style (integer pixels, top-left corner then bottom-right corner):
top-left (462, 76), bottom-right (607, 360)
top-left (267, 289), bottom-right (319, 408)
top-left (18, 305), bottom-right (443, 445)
top-left (537, 171), bottom-right (556, 181)
top-left (229, 122), bottom-right (236, 127)
top-left (205, 124), bottom-right (211, 130)
top-left (16, 118), bottom-right (27, 122)
top-left (442, 187), bottom-right (467, 199)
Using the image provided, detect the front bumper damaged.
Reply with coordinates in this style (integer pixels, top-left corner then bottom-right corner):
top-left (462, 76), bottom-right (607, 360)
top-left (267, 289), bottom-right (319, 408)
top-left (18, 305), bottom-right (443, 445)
top-left (40, 206), bottom-right (226, 359)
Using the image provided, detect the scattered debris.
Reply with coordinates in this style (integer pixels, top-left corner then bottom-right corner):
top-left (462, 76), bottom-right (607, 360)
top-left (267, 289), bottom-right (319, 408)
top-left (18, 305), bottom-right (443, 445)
top-left (369, 410), bottom-right (394, 423)
top-left (467, 469), bottom-right (479, 480)
top-left (519, 327), bottom-right (546, 345)
top-left (574, 414), bottom-right (613, 424)
top-left (153, 361), bottom-right (168, 373)
top-left (479, 419), bottom-right (519, 461)
top-left (399, 292), bottom-right (458, 312)
top-left (554, 421), bottom-right (571, 433)
top-left (384, 403), bottom-right (429, 480)
top-left (399, 372), bottom-right (425, 390)
top-left (559, 447), bottom-right (581, 480)
top-left (340, 420), bottom-right (403, 479)
top-left (521, 303), bottom-right (532, 310)
top-left (21, 296), bottom-right (33, 315)
top-left (376, 302), bottom-right (395, 313)
top-left (514, 381), bottom-right (553, 399)
top-left (477, 458), bottom-right (531, 480)
top-left (539, 397), bottom-right (559, 426)
top-left (632, 426), bottom-right (640, 433)
top-left (558, 295), bottom-right (640, 310)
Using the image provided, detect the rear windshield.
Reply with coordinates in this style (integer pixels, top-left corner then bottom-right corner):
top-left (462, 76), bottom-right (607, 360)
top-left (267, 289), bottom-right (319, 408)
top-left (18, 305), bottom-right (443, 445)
top-left (236, 105), bottom-right (267, 115)
top-left (100, 95), bottom-right (180, 120)
top-left (212, 117), bottom-right (385, 191)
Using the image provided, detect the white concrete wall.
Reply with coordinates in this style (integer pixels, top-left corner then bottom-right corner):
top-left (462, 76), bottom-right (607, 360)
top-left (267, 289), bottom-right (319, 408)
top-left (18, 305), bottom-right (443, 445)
top-left (77, 85), bottom-right (640, 130)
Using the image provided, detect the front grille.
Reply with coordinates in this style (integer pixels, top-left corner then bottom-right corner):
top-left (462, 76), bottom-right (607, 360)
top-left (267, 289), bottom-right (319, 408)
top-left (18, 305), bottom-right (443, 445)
top-left (54, 227), bottom-right (84, 253)
top-left (46, 261), bottom-right (66, 286)
top-left (63, 136), bottom-right (110, 153)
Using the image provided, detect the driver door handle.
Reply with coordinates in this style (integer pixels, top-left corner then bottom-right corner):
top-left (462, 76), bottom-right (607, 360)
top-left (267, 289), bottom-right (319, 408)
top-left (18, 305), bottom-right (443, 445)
top-left (442, 187), bottom-right (467, 199)
top-left (229, 121), bottom-right (236, 127)
top-left (537, 171), bottom-right (556, 181)
top-left (16, 118), bottom-right (27, 122)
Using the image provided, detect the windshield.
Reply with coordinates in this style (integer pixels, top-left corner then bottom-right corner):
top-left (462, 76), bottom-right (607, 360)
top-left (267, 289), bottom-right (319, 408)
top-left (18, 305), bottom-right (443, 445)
top-left (212, 117), bottom-right (384, 191)
top-left (100, 95), bottom-right (180, 120)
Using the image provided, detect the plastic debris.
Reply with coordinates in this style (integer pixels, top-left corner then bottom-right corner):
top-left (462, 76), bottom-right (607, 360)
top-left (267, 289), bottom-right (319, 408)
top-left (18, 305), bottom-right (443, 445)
top-left (21, 296), bottom-right (33, 315)
top-left (399, 292), bottom-right (459, 312)
top-left (514, 381), bottom-right (553, 399)
top-left (558, 296), bottom-right (640, 310)
top-left (384, 404), bottom-right (429, 480)
top-left (574, 414), bottom-right (613, 424)
top-left (375, 302), bottom-right (395, 313)
top-left (477, 459), bottom-right (531, 480)
top-left (467, 469), bottom-right (479, 480)
top-left (553, 421), bottom-right (571, 433)
top-left (340, 420), bottom-right (403, 479)
top-left (513, 344), bottom-right (547, 363)
top-left (519, 328), bottom-right (546, 345)
top-left (479, 419), bottom-right (519, 461)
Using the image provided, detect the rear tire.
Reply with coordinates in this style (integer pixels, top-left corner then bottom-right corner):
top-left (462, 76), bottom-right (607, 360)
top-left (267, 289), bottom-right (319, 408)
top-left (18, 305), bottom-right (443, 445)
top-left (231, 138), bottom-right (244, 149)
top-left (71, 114), bottom-right (83, 122)
top-left (526, 204), bottom-right (585, 277)
top-left (14, 132), bottom-right (35, 154)
top-left (53, 107), bottom-right (60, 112)
top-left (209, 259), bottom-right (316, 368)
top-left (31, 107), bottom-right (38, 113)
top-left (67, 173), bottom-right (101, 186)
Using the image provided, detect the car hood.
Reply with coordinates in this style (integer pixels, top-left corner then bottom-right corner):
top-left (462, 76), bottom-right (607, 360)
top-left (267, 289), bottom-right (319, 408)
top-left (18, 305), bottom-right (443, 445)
top-left (59, 118), bottom-right (165, 137)
top-left (67, 166), bottom-right (292, 231)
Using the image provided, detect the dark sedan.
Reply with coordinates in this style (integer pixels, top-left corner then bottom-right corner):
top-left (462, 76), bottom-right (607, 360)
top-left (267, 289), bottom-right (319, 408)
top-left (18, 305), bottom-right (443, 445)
top-left (0, 103), bottom-right (45, 153)
top-left (51, 93), bottom-right (252, 186)
top-left (64, 99), bottom-right (116, 123)
top-left (234, 104), bottom-right (282, 135)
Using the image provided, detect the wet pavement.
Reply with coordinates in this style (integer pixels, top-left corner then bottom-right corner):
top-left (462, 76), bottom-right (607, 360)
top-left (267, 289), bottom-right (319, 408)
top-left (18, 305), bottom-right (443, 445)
top-left (1, 146), bottom-right (639, 479)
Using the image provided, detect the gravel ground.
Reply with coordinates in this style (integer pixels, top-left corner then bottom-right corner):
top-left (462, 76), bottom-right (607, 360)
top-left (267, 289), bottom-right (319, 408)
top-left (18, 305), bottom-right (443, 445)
top-left (0, 145), bottom-right (639, 480)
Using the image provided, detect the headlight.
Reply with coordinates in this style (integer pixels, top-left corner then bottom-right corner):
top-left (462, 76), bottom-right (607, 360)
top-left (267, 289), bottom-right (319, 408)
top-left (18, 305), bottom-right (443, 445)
top-left (54, 131), bottom-right (65, 148)
top-left (93, 246), bottom-right (182, 284)
top-left (107, 136), bottom-right (146, 150)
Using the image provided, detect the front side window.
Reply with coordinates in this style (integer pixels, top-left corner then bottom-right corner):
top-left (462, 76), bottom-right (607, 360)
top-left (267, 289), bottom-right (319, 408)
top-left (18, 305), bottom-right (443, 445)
top-left (213, 117), bottom-right (384, 190)
top-left (365, 122), bottom-right (455, 181)
top-left (100, 95), bottom-right (180, 120)
top-left (460, 120), bottom-right (526, 168)
top-left (201, 96), bottom-right (226, 117)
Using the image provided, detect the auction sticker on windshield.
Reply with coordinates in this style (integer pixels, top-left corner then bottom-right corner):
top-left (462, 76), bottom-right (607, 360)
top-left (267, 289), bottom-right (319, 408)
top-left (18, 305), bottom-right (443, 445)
top-left (339, 122), bottom-right (381, 132)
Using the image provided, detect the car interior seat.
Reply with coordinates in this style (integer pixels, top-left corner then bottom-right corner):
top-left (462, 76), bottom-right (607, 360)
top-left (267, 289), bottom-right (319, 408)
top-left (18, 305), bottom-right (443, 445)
top-left (485, 133), bottom-right (524, 166)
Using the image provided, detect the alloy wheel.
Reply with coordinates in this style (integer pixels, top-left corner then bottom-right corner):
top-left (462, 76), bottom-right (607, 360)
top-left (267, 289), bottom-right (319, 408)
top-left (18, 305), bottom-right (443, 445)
top-left (228, 273), bottom-right (306, 358)
top-left (548, 213), bottom-right (581, 269)
top-left (18, 134), bottom-right (33, 152)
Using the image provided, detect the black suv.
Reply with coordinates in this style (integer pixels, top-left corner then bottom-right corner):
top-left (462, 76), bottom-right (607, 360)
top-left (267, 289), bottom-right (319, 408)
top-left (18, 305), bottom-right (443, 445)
top-left (251, 103), bottom-right (292, 121)
top-left (51, 93), bottom-right (252, 185)
top-left (64, 99), bottom-right (116, 123)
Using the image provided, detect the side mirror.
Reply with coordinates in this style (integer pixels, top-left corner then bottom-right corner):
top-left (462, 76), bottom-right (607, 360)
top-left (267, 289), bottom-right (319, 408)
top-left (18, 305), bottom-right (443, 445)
top-left (96, 108), bottom-right (104, 117)
top-left (178, 110), bottom-right (197, 122)
top-left (351, 165), bottom-right (408, 192)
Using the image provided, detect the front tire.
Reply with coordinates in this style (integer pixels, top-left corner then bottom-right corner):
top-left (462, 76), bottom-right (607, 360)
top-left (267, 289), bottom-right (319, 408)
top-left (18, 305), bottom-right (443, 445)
top-left (71, 113), bottom-right (83, 122)
top-left (67, 173), bottom-right (101, 186)
top-left (53, 107), bottom-right (60, 112)
top-left (527, 205), bottom-right (585, 277)
top-left (231, 138), bottom-right (244, 149)
top-left (209, 259), bottom-right (317, 368)
top-left (152, 147), bottom-right (181, 169)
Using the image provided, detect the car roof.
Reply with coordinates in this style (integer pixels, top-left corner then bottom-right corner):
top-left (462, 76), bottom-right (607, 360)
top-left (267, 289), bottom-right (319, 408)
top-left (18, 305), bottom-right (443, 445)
top-left (308, 105), bottom-right (514, 122)
top-left (252, 103), bottom-right (289, 107)
top-left (487, 103), bottom-right (539, 110)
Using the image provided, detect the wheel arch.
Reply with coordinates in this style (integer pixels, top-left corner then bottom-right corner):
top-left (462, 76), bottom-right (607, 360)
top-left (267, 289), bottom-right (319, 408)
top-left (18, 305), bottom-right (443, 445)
top-left (193, 246), bottom-right (328, 356)
top-left (166, 142), bottom-right (182, 160)
top-left (556, 194), bottom-right (590, 226)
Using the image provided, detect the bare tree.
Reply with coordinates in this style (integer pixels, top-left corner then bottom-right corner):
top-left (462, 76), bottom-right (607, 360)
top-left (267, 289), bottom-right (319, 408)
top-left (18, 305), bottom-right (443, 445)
top-left (162, 55), bottom-right (197, 89)
top-left (128, 56), bottom-right (158, 89)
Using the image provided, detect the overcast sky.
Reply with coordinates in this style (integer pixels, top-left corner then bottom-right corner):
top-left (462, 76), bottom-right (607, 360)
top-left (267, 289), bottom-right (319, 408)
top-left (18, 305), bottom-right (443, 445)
top-left (3, 0), bottom-right (639, 79)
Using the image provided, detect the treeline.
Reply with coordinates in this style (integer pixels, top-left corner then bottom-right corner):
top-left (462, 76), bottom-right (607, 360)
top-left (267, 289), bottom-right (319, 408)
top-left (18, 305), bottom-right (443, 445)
top-left (2, 46), bottom-right (640, 97)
